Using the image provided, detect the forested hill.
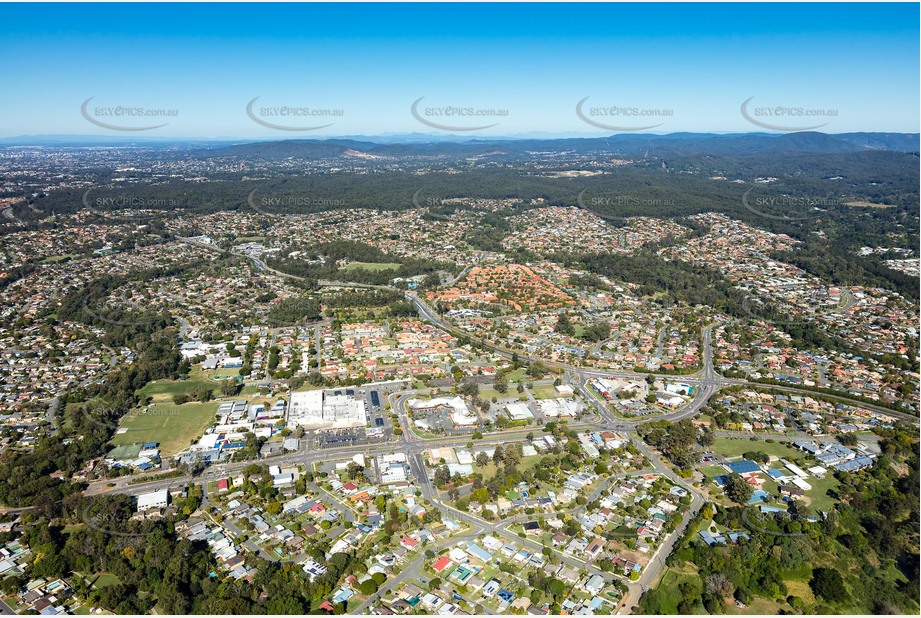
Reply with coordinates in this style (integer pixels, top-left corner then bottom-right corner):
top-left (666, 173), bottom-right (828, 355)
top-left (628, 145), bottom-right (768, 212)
top-left (204, 132), bottom-right (920, 161)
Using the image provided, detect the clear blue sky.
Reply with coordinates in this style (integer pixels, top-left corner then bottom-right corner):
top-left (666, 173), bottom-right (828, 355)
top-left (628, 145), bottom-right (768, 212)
top-left (0, 2), bottom-right (917, 138)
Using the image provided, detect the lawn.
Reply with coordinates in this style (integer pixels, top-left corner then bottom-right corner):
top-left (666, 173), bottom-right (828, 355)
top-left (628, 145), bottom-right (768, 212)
top-left (210, 368), bottom-right (243, 379)
top-left (109, 401), bottom-right (217, 456)
top-left (41, 253), bottom-right (76, 263)
top-left (652, 567), bottom-right (701, 613)
top-left (340, 261), bottom-right (401, 272)
top-left (137, 367), bottom-right (219, 403)
top-left (411, 426), bottom-right (441, 440)
top-left (711, 437), bottom-right (803, 462)
top-left (531, 384), bottom-right (564, 399)
top-left (476, 454), bottom-right (543, 478)
top-left (802, 473), bottom-right (840, 512)
top-left (91, 573), bottom-right (121, 588)
top-left (478, 387), bottom-right (517, 401)
top-left (726, 597), bottom-right (785, 615)
top-left (699, 465), bottom-right (727, 479)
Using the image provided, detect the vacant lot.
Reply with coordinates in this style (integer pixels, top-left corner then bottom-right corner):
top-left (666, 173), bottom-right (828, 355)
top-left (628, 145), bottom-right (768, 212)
top-left (711, 437), bottom-right (803, 462)
top-left (802, 472), bottom-right (840, 512)
top-left (844, 201), bottom-right (894, 209)
top-left (531, 384), bottom-right (565, 399)
top-left (340, 261), bottom-right (401, 272)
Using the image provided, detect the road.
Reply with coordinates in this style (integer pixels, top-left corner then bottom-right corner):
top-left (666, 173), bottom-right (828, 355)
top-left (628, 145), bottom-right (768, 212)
top-left (43, 344), bottom-right (119, 437)
top-left (79, 298), bottom-right (913, 617)
top-left (615, 439), bottom-right (705, 613)
top-left (201, 486), bottom-right (278, 562)
top-left (0, 205), bottom-right (19, 223)
top-left (74, 244), bottom-right (915, 615)
top-left (86, 387), bottom-right (706, 616)
top-left (175, 236), bottom-right (916, 423)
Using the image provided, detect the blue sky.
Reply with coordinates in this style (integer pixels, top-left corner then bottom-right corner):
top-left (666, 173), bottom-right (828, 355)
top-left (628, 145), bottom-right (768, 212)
top-left (0, 2), bottom-right (917, 138)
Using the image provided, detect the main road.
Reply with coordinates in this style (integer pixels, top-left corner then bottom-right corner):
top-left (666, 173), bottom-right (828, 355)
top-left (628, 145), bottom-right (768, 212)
top-left (95, 238), bottom-right (913, 615)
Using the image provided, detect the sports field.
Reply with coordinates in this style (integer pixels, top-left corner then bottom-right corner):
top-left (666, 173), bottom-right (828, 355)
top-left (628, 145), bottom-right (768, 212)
top-left (109, 401), bottom-right (217, 456)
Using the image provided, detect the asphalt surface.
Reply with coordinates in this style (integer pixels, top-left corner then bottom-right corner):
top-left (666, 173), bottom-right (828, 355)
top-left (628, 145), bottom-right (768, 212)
top-left (74, 260), bottom-right (916, 615)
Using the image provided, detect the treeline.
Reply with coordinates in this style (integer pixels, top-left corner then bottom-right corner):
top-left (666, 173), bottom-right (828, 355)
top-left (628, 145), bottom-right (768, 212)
top-left (749, 378), bottom-right (918, 416)
top-left (641, 427), bottom-right (919, 614)
top-left (638, 418), bottom-right (711, 469)
top-left (0, 490), bottom-right (213, 614)
top-left (267, 239), bottom-right (447, 286)
top-left (267, 295), bottom-right (323, 324)
top-left (553, 248), bottom-right (896, 362)
top-left (0, 268), bottom-right (184, 509)
top-left (775, 238), bottom-right (920, 302)
top-left (324, 288), bottom-right (416, 316)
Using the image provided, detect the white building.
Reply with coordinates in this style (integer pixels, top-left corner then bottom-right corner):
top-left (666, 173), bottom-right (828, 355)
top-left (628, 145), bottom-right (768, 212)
top-left (538, 398), bottom-right (581, 418)
top-left (287, 389), bottom-right (367, 429)
top-left (302, 559), bottom-right (328, 581)
top-left (380, 460), bottom-right (409, 484)
top-left (137, 489), bottom-right (169, 511)
top-left (505, 402), bottom-right (535, 422)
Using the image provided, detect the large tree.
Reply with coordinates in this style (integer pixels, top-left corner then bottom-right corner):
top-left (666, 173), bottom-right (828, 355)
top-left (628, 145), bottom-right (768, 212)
top-left (724, 473), bottom-right (754, 504)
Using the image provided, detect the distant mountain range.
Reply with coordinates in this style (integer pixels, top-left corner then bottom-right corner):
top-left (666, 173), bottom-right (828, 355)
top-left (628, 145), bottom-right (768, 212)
top-left (204, 132), bottom-right (920, 160)
top-left (1, 132), bottom-right (917, 157)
